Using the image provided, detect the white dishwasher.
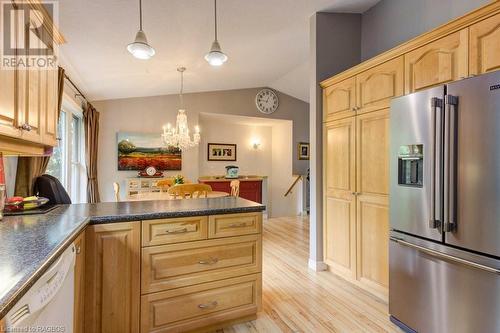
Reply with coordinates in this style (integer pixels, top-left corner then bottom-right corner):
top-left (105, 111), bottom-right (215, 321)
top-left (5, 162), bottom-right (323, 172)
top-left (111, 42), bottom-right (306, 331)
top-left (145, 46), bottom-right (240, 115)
top-left (5, 243), bottom-right (75, 332)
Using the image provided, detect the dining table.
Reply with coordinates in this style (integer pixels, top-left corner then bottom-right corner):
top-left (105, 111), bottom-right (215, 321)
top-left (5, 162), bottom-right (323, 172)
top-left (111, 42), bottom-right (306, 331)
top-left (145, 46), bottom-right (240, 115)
top-left (126, 191), bottom-right (230, 201)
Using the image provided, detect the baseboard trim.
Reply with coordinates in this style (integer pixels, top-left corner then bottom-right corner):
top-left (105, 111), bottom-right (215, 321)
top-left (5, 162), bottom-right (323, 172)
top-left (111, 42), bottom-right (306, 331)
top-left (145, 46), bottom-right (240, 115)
top-left (308, 259), bottom-right (328, 271)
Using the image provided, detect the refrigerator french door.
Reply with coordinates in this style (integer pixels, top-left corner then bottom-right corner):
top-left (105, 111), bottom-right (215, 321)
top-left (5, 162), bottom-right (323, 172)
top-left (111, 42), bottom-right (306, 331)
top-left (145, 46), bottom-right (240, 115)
top-left (389, 70), bottom-right (500, 333)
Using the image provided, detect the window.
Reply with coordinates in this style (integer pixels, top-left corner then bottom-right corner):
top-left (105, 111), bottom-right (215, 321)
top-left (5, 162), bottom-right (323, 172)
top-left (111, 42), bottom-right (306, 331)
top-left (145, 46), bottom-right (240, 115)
top-left (46, 96), bottom-right (87, 203)
top-left (46, 111), bottom-right (66, 183)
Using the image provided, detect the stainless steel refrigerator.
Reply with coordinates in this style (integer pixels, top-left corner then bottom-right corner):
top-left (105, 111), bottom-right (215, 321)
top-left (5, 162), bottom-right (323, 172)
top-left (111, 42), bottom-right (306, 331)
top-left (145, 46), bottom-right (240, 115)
top-left (389, 70), bottom-right (500, 333)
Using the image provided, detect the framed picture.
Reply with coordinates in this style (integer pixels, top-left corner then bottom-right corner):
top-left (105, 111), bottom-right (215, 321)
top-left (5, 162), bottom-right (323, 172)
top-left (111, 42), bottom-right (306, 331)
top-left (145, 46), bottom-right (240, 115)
top-left (117, 132), bottom-right (182, 171)
top-left (298, 142), bottom-right (310, 160)
top-left (208, 143), bottom-right (237, 161)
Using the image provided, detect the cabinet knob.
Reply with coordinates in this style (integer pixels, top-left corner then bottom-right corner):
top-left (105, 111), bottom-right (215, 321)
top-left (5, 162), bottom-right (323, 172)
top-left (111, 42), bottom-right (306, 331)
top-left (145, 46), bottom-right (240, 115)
top-left (76, 245), bottom-right (81, 254)
top-left (18, 123), bottom-right (32, 131)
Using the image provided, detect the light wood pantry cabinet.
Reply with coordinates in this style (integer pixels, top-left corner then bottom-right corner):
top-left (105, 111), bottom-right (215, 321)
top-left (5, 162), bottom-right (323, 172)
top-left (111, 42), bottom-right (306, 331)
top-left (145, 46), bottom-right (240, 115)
top-left (469, 12), bottom-right (500, 76)
top-left (323, 110), bottom-right (390, 299)
top-left (405, 29), bottom-right (469, 94)
top-left (84, 222), bottom-right (141, 333)
top-left (321, 0), bottom-right (500, 300)
top-left (323, 117), bottom-right (356, 279)
top-left (355, 109), bottom-right (390, 299)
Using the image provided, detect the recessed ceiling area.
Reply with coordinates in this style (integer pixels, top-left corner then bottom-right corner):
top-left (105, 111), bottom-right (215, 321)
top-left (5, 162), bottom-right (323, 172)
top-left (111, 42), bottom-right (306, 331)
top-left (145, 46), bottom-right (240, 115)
top-left (58, 0), bottom-right (380, 102)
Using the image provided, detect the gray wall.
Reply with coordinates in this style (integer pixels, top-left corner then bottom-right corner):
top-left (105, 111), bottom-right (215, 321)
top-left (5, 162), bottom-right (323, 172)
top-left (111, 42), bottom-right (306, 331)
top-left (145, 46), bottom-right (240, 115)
top-left (361, 0), bottom-right (491, 60)
top-left (309, 12), bottom-right (361, 270)
top-left (93, 88), bottom-right (309, 202)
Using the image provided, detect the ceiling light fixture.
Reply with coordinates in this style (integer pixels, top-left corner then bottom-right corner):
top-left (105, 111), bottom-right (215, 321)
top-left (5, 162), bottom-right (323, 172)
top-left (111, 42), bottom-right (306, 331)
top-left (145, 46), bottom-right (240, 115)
top-left (127, 0), bottom-right (155, 60)
top-left (161, 67), bottom-right (201, 150)
top-left (205, 0), bottom-right (228, 66)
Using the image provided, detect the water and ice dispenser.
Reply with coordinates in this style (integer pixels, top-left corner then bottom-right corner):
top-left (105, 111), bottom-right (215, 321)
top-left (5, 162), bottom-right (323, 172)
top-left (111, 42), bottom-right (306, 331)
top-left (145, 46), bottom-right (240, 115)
top-left (397, 144), bottom-right (423, 187)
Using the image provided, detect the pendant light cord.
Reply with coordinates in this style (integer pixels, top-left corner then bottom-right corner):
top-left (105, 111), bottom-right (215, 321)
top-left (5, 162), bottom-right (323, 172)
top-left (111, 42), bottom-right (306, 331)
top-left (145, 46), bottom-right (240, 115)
top-left (179, 69), bottom-right (184, 108)
top-left (214, 0), bottom-right (218, 41)
top-left (139, 0), bottom-right (143, 30)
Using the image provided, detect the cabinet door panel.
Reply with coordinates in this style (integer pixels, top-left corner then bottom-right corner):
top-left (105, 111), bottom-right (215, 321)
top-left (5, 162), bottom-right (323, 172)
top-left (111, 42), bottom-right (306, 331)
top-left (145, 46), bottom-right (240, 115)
top-left (356, 194), bottom-right (389, 297)
top-left (85, 222), bottom-right (140, 333)
top-left (43, 68), bottom-right (58, 145)
top-left (323, 77), bottom-right (356, 121)
top-left (356, 57), bottom-right (404, 114)
top-left (0, 64), bottom-right (19, 137)
top-left (324, 197), bottom-right (355, 273)
top-left (324, 118), bottom-right (356, 278)
top-left (405, 29), bottom-right (468, 93)
top-left (469, 13), bottom-right (500, 75)
top-left (325, 118), bottom-right (355, 193)
top-left (356, 109), bottom-right (390, 196)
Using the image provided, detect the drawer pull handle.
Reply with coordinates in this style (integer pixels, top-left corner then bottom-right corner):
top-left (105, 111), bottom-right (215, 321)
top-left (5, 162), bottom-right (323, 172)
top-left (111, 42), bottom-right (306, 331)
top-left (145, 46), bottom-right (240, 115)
top-left (165, 227), bottom-right (188, 234)
top-left (228, 222), bottom-right (248, 228)
top-left (198, 257), bottom-right (219, 265)
top-left (198, 301), bottom-right (218, 309)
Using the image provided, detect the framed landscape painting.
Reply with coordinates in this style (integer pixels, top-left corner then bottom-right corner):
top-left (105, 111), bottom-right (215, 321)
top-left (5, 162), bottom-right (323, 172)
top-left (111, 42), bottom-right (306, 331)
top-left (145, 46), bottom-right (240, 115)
top-left (117, 132), bottom-right (181, 170)
top-left (207, 143), bottom-right (237, 161)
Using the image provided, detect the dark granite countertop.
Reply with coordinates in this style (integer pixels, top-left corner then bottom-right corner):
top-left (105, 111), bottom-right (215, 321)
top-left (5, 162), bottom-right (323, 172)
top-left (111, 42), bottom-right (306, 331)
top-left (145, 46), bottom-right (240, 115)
top-left (0, 197), bottom-right (264, 318)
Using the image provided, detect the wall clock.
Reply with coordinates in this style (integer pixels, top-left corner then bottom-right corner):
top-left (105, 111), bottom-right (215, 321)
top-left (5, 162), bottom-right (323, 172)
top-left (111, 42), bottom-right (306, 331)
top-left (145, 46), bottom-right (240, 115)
top-left (138, 166), bottom-right (163, 177)
top-left (255, 88), bottom-right (279, 114)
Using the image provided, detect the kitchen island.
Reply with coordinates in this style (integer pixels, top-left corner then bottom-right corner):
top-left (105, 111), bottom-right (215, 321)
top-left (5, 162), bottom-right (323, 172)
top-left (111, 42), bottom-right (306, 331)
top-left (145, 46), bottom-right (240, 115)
top-left (0, 197), bottom-right (265, 332)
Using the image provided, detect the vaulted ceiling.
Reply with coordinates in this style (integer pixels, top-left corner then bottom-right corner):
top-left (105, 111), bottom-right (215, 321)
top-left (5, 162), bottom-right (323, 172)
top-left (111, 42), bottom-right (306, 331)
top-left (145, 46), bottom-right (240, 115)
top-left (58, 0), bottom-right (379, 102)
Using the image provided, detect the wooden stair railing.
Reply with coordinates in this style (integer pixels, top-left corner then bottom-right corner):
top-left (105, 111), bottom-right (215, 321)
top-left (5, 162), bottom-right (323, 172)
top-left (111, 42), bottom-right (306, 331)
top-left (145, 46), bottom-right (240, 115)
top-left (284, 175), bottom-right (302, 197)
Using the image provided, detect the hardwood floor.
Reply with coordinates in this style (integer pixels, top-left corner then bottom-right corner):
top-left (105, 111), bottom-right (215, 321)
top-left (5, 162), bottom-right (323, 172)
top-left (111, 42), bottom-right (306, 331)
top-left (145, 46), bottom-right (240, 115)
top-left (214, 216), bottom-right (401, 333)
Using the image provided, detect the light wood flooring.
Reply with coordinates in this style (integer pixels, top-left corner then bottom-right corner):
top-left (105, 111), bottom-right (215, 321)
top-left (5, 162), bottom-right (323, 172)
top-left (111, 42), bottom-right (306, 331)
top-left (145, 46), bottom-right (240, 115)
top-left (214, 216), bottom-right (401, 333)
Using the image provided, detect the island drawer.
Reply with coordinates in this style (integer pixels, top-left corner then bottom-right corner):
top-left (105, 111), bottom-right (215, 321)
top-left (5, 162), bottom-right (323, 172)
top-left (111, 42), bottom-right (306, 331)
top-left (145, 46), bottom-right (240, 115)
top-left (208, 212), bottom-right (262, 238)
top-left (142, 216), bottom-right (208, 246)
top-left (141, 234), bottom-right (262, 294)
top-left (140, 274), bottom-right (261, 333)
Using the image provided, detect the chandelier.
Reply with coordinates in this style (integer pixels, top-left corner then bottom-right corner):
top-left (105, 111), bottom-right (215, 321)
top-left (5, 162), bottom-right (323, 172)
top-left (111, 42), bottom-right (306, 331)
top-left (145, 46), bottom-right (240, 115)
top-left (161, 67), bottom-right (201, 150)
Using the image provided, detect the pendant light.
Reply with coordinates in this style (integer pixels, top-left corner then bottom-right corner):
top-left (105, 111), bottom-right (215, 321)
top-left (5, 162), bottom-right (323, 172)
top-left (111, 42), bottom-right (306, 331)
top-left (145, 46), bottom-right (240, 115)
top-left (127, 0), bottom-right (155, 60)
top-left (205, 0), bottom-right (228, 66)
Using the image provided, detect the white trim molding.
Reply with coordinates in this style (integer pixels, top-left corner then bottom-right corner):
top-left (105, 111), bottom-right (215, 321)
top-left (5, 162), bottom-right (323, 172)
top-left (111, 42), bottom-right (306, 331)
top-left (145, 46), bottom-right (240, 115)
top-left (308, 259), bottom-right (328, 272)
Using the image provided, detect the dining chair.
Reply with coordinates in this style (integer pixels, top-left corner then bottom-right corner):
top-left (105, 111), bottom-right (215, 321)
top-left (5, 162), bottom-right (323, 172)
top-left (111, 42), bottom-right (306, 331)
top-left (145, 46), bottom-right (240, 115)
top-left (167, 184), bottom-right (213, 199)
top-left (156, 178), bottom-right (174, 192)
top-left (113, 182), bottom-right (120, 202)
top-left (230, 180), bottom-right (240, 197)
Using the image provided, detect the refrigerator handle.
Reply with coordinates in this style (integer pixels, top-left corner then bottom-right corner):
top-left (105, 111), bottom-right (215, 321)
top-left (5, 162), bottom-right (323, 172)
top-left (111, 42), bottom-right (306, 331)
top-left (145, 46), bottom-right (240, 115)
top-left (429, 97), bottom-right (443, 231)
top-left (390, 237), bottom-right (500, 275)
top-left (444, 95), bottom-right (458, 233)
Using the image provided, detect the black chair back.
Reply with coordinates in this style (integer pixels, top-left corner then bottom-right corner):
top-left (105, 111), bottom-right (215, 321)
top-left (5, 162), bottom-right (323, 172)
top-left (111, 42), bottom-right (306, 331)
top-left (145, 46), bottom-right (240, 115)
top-left (34, 174), bottom-right (72, 204)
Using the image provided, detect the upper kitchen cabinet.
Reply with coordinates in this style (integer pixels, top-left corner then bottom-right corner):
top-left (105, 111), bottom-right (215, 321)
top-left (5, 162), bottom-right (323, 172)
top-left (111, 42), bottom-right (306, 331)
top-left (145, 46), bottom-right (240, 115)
top-left (323, 77), bottom-right (356, 122)
top-left (0, 1), bottom-right (64, 154)
top-left (405, 29), bottom-right (468, 94)
top-left (0, 64), bottom-right (19, 139)
top-left (469, 13), bottom-right (500, 76)
top-left (356, 57), bottom-right (404, 114)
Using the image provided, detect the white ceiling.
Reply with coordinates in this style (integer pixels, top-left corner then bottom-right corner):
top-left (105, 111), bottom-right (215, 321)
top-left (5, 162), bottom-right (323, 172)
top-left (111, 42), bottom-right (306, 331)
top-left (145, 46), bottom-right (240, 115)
top-left (58, 0), bottom-right (379, 102)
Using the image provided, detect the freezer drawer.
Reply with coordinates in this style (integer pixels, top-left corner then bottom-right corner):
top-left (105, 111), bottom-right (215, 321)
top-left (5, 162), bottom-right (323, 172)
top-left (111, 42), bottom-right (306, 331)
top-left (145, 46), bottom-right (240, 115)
top-left (389, 234), bottom-right (500, 333)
